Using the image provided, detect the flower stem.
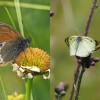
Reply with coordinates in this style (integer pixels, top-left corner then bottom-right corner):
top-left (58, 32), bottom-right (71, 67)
top-left (69, 63), bottom-right (81, 100)
top-left (25, 78), bottom-right (33, 100)
top-left (74, 68), bottom-right (85, 100)
top-left (84, 0), bottom-right (97, 36)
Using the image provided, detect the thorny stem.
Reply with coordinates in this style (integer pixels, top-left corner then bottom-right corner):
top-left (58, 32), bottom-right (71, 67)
top-left (84, 0), bottom-right (97, 36)
top-left (69, 0), bottom-right (98, 100)
top-left (74, 68), bottom-right (86, 100)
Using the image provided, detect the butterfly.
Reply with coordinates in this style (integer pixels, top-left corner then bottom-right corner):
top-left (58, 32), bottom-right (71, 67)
top-left (0, 23), bottom-right (31, 66)
top-left (65, 36), bottom-right (98, 57)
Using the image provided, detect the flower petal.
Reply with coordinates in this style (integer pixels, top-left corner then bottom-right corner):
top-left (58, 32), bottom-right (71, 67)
top-left (26, 73), bottom-right (33, 79)
top-left (12, 63), bottom-right (19, 71)
top-left (43, 69), bottom-right (50, 79)
top-left (21, 66), bottom-right (40, 72)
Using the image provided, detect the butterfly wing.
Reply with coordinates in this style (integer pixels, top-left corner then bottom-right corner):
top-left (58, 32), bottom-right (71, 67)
top-left (66, 36), bottom-right (96, 57)
top-left (83, 36), bottom-right (96, 51)
top-left (0, 24), bottom-right (22, 66)
top-left (65, 36), bottom-right (80, 56)
top-left (0, 24), bottom-right (21, 42)
top-left (75, 36), bottom-right (96, 57)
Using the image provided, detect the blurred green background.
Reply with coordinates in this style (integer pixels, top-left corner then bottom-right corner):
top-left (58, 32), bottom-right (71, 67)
top-left (51, 0), bottom-right (100, 100)
top-left (0, 0), bottom-right (50, 100)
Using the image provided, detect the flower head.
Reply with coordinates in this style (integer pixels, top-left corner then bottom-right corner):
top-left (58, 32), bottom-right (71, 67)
top-left (12, 47), bottom-right (50, 79)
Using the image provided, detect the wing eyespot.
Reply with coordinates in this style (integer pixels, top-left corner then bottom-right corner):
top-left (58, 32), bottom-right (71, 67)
top-left (0, 43), bottom-right (2, 47)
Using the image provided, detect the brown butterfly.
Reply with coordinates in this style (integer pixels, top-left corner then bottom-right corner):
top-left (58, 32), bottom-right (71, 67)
top-left (0, 23), bottom-right (31, 66)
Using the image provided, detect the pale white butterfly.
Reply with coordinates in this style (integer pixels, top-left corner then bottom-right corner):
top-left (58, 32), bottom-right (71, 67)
top-left (65, 36), bottom-right (98, 57)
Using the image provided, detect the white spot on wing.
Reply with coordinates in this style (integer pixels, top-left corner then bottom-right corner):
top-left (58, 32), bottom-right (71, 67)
top-left (0, 42), bottom-right (6, 53)
top-left (0, 55), bottom-right (4, 63)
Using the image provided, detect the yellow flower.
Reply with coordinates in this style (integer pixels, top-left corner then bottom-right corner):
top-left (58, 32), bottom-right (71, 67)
top-left (12, 47), bottom-right (50, 79)
top-left (7, 92), bottom-right (25, 100)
